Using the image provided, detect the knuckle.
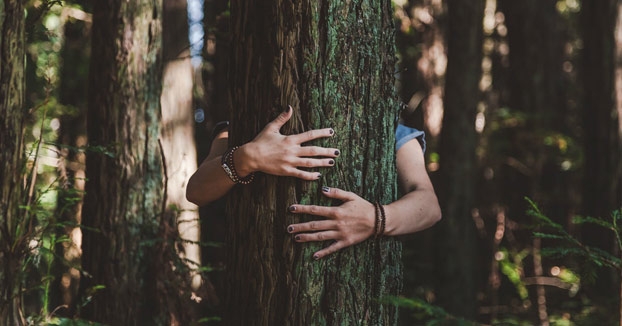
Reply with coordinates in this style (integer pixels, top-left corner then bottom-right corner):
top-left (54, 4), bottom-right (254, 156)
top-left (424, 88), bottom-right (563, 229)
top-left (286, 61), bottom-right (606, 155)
top-left (309, 222), bottom-right (317, 230)
top-left (317, 233), bottom-right (324, 241)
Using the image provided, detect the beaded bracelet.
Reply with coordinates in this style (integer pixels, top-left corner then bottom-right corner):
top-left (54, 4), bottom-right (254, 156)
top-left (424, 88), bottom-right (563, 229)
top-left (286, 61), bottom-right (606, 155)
top-left (373, 201), bottom-right (386, 238)
top-left (221, 146), bottom-right (255, 185)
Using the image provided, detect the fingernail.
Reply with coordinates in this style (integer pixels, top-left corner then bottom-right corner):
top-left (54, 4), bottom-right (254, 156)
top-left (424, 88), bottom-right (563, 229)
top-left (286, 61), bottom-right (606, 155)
top-left (329, 160), bottom-right (335, 165)
top-left (317, 173), bottom-right (322, 179)
top-left (329, 128), bottom-right (334, 135)
top-left (288, 205), bottom-right (296, 212)
top-left (287, 226), bottom-right (294, 233)
top-left (322, 186), bottom-right (330, 192)
top-left (335, 150), bottom-right (340, 156)
top-left (295, 235), bottom-right (301, 241)
top-left (313, 254), bottom-right (320, 260)
top-left (284, 105), bottom-right (291, 113)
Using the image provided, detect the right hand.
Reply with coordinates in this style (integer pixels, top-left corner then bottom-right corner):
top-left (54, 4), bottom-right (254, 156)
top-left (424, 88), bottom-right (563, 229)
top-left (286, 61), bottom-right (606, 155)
top-left (235, 105), bottom-right (340, 180)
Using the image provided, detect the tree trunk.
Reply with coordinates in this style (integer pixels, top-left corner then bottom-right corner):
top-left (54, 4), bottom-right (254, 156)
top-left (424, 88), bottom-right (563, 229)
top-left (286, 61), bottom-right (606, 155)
top-left (224, 1), bottom-right (402, 325)
top-left (78, 0), bottom-right (167, 324)
top-left (0, 0), bottom-right (27, 324)
top-left (581, 0), bottom-right (621, 235)
top-left (580, 0), bottom-right (621, 301)
top-left (437, 0), bottom-right (483, 320)
top-left (51, 13), bottom-right (90, 317)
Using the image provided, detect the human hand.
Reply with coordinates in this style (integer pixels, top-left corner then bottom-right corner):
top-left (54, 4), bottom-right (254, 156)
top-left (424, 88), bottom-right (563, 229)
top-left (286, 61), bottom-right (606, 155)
top-left (235, 106), bottom-right (340, 180)
top-left (286, 186), bottom-right (376, 259)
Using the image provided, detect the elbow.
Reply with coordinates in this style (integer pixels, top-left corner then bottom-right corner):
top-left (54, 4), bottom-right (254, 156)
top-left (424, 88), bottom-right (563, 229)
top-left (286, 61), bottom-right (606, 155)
top-left (185, 177), bottom-right (201, 206)
top-left (430, 196), bottom-right (442, 225)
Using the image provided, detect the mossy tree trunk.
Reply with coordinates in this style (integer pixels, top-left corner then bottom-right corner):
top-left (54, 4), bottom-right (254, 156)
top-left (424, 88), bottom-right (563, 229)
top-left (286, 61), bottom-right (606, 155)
top-left (224, 0), bottom-right (402, 325)
top-left (437, 0), bottom-right (483, 321)
top-left (78, 0), bottom-right (172, 324)
top-left (0, 0), bottom-right (26, 325)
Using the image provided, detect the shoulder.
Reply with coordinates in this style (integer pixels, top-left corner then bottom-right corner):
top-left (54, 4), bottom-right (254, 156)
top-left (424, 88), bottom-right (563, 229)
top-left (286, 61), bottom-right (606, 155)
top-left (395, 123), bottom-right (426, 154)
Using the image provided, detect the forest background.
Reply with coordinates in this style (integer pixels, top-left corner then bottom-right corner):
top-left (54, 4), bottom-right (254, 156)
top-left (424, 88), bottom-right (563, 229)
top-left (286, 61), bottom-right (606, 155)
top-left (1, 0), bottom-right (621, 325)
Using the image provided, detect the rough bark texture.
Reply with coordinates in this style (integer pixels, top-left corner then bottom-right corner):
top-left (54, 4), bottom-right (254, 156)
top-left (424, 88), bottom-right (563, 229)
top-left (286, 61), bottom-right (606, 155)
top-left (0, 1), bottom-right (27, 325)
top-left (78, 0), bottom-right (166, 324)
top-left (224, 1), bottom-right (402, 325)
top-left (437, 0), bottom-right (483, 320)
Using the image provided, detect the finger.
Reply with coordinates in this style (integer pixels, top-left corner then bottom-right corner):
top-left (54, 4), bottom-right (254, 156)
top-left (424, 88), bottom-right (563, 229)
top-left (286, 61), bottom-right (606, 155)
top-left (298, 146), bottom-right (340, 158)
top-left (288, 204), bottom-right (339, 219)
top-left (266, 105), bottom-right (293, 132)
top-left (293, 158), bottom-right (335, 168)
top-left (321, 186), bottom-right (357, 201)
top-left (284, 168), bottom-right (321, 181)
top-left (313, 241), bottom-right (348, 260)
top-left (287, 220), bottom-right (338, 233)
top-left (290, 128), bottom-right (334, 144)
top-left (294, 231), bottom-right (340, 243)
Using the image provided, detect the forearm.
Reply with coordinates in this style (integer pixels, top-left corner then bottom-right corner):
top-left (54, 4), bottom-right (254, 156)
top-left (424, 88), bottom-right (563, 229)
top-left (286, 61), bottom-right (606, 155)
top-left (186, 144), bottom-right (255, 206)
top-left (383, 188), bottom-right (441, 236)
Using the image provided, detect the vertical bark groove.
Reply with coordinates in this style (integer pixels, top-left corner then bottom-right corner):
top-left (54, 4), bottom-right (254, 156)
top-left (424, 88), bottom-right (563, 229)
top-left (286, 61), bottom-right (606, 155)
top-left (0, 0), bottom-right (26, 324)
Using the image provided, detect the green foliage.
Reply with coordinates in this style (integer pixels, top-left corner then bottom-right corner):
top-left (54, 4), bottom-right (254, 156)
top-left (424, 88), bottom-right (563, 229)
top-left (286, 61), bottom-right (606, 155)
top-left (528, 197), bottom-right (622, 270)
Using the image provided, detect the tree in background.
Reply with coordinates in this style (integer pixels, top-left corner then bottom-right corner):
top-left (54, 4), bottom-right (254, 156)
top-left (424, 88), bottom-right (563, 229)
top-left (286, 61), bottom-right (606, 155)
top-left (580, 0), bottom-right (622, 303)
top-left (437, 0), bottom-right (483, 321)
top-left (224, 0), bottom-right (402, 324)
top-left (0, 1), bottom-right (27, 324)
top-left (78, 0), bottom-right (174, 324)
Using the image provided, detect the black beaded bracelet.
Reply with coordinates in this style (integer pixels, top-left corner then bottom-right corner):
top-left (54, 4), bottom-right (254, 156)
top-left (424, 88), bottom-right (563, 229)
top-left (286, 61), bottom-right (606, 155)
top-left (377, 202), bottom-right (386, 237)
top-left (221, 146), bottom-right (255, 185)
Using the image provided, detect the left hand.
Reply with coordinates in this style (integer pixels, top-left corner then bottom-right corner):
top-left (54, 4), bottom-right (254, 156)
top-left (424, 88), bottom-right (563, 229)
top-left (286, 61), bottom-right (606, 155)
top-left (287, 186), bottom-right (376, 260)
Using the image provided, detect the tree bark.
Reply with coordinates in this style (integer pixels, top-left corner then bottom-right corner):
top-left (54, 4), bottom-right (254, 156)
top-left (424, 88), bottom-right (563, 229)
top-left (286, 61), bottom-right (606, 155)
top-left (0, 0), bottom-right (27, 324)
top-left (224, 1), bottom-right (402, 325)
top-left (78, 0), bottom-right (167, 324)
top-left (437, 0), bottom-right (483, 320)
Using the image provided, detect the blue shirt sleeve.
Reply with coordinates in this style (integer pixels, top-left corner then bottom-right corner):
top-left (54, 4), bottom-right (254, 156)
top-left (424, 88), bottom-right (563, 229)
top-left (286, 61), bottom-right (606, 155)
top-left (396, 124), bottom-right (426, 154)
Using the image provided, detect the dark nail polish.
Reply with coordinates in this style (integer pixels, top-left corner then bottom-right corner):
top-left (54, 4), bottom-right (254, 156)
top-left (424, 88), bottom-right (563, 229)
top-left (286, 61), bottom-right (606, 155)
top-left (284, 105), bottom-right (291, 113)
top-left (295, 235), bottom-right (301, 241)
top-left (329, 160), bottom-right (335, 165)
top-left (335, 150), bottom-right (340, 156)
top-left (313, 254), bottom-right (320, 260)
top-left (287, 226), bottom-right (294, 232)
top-left (288, 205), bottom-right (296, 212)
top-left (322, 186), bottom-right (330, 192)
top-left (329, 128), bottom-right (334, 135)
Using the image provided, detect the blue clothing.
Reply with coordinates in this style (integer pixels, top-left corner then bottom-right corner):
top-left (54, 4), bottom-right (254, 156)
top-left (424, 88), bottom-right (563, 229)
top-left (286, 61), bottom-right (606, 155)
top-left (396, 124), bottom-right (426, 154)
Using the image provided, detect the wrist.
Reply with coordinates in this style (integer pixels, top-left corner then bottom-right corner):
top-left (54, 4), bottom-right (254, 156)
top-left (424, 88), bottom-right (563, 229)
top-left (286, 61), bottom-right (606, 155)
top-left (234, 143), bottom-right (257, 177)
top-left (382, 203), bottom-right (396, 236)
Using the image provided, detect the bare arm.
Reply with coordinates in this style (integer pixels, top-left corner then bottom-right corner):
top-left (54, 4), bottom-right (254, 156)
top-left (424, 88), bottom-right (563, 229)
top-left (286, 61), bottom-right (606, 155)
top-left (384, 134), bottom-right (442, 235)
top-left (186, 106), bottom-right (341, 206)
top-left (287, 137), bottom-right (441, 259)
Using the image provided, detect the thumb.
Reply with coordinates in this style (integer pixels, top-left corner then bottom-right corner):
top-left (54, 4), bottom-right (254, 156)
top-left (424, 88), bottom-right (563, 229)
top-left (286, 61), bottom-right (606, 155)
top-left (268, 105), bottom-right (293, 131)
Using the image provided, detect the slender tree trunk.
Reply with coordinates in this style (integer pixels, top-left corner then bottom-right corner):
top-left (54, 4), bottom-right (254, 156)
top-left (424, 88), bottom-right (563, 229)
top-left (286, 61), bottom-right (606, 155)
top-left (0, 1), bottom-right (27, 324)
top-left (78, 0), bottom-right (166, 324)
top-left (581, 0), bottom-right (621, 300)
top-left (51, 14), bottom-right (90, 316)
top-left (224, 1), bottom-right (402, 325)
top-left (581, 0), bottom-right (621, 235)
top-left (437, 0), bottom-right (483, 320)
